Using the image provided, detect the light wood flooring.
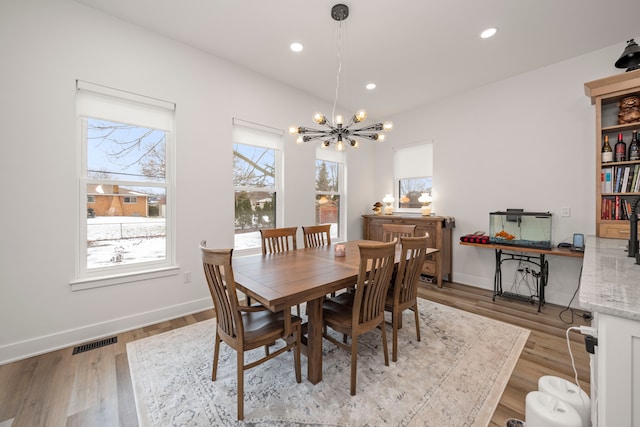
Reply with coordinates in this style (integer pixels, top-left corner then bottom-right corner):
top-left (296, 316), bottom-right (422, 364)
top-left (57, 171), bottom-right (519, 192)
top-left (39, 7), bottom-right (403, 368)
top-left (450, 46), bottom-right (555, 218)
top-left (0, 282), bottom-right (591, 426)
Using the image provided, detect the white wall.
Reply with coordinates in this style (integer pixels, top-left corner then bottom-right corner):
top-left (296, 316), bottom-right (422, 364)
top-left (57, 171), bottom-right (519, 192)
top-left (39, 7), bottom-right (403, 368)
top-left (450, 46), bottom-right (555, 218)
top-left (0, 0), bottom-right (633, 363)
top-left (0, 0), bottom-right (377, 363)
top-left (381, 42), bottom-right (632, 308)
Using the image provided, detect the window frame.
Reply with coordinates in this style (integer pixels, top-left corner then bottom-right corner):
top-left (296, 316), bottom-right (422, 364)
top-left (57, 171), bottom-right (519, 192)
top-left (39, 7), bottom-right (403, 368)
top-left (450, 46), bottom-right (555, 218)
top-left (232, 119), bottom-right (283, 254)
top-left (316, 146), bottom-right (346, 240)
top-left (71, 80), bottom-right (177, 290)
top-left (393, 141), bottom-right (433, 213)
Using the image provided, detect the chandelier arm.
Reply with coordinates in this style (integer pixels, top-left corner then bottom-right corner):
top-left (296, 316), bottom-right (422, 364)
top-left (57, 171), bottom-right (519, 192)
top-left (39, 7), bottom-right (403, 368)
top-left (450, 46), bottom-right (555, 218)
top-left (302, 134), bottom-right (331, 143)
top-left (350, 123), bottom-right (384, 132)
top-left (298, 126), bottom-right (330, 134)
top-left (350, 133), bottom-right (380, 141)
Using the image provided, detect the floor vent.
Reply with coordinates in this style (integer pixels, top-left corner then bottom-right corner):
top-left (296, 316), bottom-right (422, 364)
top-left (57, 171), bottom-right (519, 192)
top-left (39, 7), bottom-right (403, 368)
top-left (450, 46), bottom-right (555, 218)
top-left (72, 336), bottom-right (117, 355)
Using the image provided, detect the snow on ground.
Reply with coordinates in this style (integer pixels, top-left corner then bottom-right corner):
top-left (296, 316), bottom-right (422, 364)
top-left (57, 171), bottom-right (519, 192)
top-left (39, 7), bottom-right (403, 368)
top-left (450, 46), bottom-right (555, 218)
top-left (86, 217), bottom-right (336, 268)
top-left (86, 216), bottom-right (261, 268)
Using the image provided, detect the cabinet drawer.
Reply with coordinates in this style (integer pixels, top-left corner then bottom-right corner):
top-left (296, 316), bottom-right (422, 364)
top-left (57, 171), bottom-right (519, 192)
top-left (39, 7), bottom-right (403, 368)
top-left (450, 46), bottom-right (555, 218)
top-left (599, 223), bottom-right (632, 239)
top-left (422, 260), bottom-right (436, 275)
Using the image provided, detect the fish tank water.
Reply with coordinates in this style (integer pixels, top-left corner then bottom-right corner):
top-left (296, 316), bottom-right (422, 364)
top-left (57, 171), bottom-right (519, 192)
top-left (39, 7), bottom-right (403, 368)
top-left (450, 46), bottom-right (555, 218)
top-left (489, 211), bottom-right (552, 249)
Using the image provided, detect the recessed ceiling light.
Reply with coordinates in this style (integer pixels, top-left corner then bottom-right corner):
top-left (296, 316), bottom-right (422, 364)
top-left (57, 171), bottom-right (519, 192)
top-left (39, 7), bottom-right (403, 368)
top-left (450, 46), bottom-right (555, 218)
top-left (480, 28), bottom-right (498, 39)
top-left (290, 42), bottom-right (303, 52)
top-left (366, 83), bottom-right (376, 90)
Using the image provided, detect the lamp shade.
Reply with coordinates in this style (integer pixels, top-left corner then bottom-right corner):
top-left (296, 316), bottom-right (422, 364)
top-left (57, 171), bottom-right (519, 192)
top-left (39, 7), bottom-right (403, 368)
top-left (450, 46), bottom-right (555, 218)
top-left (615, 39), bottom-right (640, 71)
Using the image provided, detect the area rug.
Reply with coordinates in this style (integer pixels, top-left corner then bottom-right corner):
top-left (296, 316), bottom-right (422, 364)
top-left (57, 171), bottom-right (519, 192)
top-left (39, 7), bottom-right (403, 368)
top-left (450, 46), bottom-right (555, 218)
top-left (127, 299), bottom-right (529, 426)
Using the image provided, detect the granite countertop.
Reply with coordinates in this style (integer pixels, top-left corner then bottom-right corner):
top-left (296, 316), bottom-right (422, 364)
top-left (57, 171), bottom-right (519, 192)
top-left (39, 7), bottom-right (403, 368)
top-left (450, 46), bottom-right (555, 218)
top-left (579, 235), bottom-right (640, 321)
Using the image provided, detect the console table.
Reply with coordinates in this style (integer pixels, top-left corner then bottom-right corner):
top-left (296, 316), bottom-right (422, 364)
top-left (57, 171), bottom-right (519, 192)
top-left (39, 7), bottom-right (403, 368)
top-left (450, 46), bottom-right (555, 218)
top-left (362, 214), bottom-right (453, 287)
top-left (460, 241), bottom-right (584, 311)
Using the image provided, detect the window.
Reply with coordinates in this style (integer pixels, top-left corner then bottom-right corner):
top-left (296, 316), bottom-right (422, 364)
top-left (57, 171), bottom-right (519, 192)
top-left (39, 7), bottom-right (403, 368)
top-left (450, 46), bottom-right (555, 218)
top-left (394, 142), bottom-right (433, 210)
top-left (233, 119), bottom-right (283, 251)
top-left (74, 80), bottom-right (176, 287)
top-left (316, 146), bottom-right (345, 239)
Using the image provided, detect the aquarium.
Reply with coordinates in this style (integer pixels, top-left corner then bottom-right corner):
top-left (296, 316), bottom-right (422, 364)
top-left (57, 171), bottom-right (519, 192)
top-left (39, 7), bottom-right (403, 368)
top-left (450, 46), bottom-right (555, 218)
top-left (489, 211), bottom-right (552, 249)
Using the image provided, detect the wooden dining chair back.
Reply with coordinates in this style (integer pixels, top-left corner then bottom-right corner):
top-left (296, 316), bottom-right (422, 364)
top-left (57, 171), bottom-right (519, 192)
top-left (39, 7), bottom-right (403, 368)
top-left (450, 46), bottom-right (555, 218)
top-left (260, 227), bottom-right (298, 254)
top-left (385, 235), bottom-right (429, 362)
top-left (200, 241), bottom-right (302, 420)
top-left (302, 224), bottom-right (332, 248)
top-left (259, 226), bottom-right (301, 315)
top-left (382, 223), bottom-right (416, 243)
top-left (322, 239), bottom-right (397, 395)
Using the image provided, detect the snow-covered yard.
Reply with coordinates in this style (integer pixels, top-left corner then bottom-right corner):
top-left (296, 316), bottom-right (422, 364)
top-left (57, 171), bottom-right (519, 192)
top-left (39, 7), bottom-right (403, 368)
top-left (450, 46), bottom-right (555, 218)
top-left (86, 216), bottom-right (262, 268)
top-left (86, 217), bottom-right (336, 268)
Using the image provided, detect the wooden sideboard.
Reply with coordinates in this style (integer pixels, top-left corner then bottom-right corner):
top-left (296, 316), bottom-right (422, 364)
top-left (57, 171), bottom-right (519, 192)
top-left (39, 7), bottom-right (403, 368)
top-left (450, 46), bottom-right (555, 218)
top-left (362, 214), bottom-right (453, 287)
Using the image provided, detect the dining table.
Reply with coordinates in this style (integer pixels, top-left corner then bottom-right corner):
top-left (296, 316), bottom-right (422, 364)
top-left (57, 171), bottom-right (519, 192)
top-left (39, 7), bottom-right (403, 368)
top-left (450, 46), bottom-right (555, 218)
top-left (232, 239), bottom-right (439, 384)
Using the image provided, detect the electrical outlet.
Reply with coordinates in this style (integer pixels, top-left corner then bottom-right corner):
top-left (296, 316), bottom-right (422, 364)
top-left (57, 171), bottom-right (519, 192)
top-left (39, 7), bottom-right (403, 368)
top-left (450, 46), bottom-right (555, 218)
top-left (183, 271), bottom-right (192, 284)
top-left (561, 207), bottom-right (571, 217)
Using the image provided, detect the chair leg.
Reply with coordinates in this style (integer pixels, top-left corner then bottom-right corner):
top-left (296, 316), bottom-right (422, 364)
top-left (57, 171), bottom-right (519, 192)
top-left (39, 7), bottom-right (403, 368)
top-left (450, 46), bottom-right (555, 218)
top-left (237, 350), bottom-right (244, 420)
top-left (392, 310), bottom-right (399, 363)
top-left (381, 320), bottom-right (389, 367)
top-left (350, 336), bottom-right (358, 396)
top-left (413, 303), bottom-right (421, 342)
top-left (212, 332), bottom-right (221, 380)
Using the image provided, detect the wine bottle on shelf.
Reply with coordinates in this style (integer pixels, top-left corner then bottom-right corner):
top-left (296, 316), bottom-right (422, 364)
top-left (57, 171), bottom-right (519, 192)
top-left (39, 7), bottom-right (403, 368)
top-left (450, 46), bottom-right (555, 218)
top-left (602, 135), bottom-right (613, 163)
top-left (615, 132), bottom-right (627, 162)
top-left (629, 130), bottom-right (640, 161)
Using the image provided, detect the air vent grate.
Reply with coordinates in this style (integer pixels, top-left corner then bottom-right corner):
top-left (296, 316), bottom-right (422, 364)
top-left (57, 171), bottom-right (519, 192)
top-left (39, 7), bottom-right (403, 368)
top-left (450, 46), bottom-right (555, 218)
top-left (72, 336), bottom-right (117, 355)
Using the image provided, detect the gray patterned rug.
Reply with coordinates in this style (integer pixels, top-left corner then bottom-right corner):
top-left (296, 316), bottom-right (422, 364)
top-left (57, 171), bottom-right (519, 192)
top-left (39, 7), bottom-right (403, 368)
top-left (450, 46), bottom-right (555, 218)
top-left (127, 299), bottom-right (529, 426)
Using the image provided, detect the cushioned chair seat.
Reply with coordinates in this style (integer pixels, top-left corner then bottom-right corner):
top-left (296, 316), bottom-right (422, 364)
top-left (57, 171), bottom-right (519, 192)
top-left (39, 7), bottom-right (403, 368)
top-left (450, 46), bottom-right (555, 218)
top-left (242, 310), bottom-right (302, 345)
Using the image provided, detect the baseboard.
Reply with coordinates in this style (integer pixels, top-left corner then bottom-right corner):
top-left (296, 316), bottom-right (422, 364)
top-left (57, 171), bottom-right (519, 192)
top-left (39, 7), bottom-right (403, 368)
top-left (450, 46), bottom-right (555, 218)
top-left (0, 297), bottom-right (212, 365)
top-left (451, 272), bottom-right (494, 291)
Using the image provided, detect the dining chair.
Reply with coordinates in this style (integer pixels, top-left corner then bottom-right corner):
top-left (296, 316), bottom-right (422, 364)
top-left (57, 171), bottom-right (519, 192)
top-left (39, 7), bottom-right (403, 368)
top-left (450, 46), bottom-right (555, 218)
top-left (384, 235), bottom-right (429, 362)
top-left (382, 223), bottom-right (416, 243)
top-left (302, 224), bottom-right (337, 298)
top-left (322, 239), bottom-right (397, 395)
top-left (260, 226), bottom-right (298, 254)
top-left (200, 241), bottom-right (302, 420)
top-left (302, 224), bottom-right (331, 248)
top-left (260, 226), bottom-right (301, 315)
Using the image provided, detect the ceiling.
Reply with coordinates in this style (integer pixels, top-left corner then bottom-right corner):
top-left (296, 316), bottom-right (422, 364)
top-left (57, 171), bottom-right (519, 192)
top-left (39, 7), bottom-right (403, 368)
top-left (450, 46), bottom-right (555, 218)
top-left (74, 0), bottom-right (640, 119)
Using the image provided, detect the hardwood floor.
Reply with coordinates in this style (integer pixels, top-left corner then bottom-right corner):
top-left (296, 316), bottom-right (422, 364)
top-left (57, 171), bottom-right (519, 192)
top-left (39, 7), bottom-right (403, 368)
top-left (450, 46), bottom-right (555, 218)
top-left (0, 282), bottom-right (591, 426)
top-left (417, 282), bottom-right (592, 426)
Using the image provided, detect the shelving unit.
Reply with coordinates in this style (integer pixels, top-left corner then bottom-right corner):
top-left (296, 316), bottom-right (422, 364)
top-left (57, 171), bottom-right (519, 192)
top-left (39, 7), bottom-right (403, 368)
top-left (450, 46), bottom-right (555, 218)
top-left (585, 70), bottom-right (640, 239)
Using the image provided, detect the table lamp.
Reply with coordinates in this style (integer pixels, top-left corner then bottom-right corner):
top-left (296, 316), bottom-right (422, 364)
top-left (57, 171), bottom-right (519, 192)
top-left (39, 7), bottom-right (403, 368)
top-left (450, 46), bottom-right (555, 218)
top-left (383, 194), bottom-right (394, 215)
top-left (418, 193), bottom-right (432, 216)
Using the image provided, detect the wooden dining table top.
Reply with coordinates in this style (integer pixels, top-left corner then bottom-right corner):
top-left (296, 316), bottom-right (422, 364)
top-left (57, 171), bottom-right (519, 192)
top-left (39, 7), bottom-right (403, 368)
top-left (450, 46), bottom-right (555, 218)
top-left (233, 240), bottom-right (362, 312)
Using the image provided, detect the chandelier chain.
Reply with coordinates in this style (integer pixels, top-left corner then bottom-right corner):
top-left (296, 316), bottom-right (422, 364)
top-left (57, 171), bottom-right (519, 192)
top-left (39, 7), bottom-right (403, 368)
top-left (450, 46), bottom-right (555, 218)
top-left (332, 20), bottom-right (343, 125)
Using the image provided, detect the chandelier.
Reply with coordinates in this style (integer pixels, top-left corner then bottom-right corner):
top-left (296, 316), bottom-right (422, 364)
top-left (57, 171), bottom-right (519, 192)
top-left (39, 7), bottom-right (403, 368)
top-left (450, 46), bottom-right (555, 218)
top-left (289, 4), bottom-right (393, 151)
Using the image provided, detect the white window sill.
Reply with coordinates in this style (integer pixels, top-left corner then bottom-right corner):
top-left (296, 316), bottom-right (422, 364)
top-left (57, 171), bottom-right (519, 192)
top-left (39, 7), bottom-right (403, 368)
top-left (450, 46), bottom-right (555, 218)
top-left (69, 266), bottom-right (180, 291)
